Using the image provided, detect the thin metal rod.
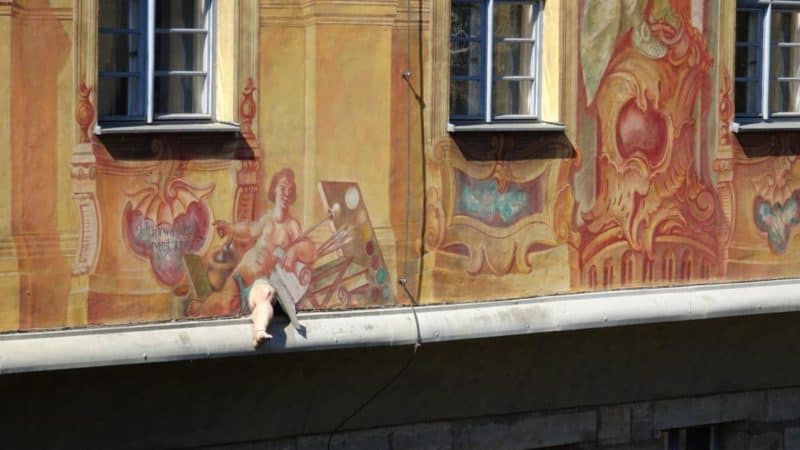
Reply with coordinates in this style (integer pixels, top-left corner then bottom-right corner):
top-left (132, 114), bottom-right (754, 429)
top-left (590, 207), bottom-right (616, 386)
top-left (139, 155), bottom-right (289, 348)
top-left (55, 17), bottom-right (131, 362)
top-left (485, 0), bottom-right (494, 122)
top-left (762, 3), bottom-right (772, 120)
top-left (146, 0), bottom-right (155, 123)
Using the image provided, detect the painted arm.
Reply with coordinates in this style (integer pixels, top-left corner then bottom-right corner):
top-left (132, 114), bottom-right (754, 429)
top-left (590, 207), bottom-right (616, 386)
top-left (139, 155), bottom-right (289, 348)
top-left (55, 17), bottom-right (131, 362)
top-left (214, 216), bottom-right (266, 243)
top-left (282, 220), bottom-right (317, 271)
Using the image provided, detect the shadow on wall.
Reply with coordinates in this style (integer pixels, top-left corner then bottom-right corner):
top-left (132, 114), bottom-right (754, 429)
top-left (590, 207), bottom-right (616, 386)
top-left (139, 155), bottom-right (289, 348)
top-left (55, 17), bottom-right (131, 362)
top-left (450, 131), bottom-right (576, 162)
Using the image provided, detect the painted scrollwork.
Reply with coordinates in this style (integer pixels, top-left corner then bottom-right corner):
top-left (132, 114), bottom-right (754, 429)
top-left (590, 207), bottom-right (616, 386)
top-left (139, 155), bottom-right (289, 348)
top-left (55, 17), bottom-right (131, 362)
top-left (424, 187), bottom-right (446, 252)
top-left (71, 142), bottom-right (101, 276)
top-left (434, 134), bottom-right (574, 276)
top-left (581, 4), bottom-right (717, 259)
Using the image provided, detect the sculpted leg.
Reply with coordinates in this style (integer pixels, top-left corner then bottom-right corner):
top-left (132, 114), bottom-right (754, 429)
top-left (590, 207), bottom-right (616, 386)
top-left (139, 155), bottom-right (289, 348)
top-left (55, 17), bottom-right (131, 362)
top-left (248, 278), bottom-right (276, 347)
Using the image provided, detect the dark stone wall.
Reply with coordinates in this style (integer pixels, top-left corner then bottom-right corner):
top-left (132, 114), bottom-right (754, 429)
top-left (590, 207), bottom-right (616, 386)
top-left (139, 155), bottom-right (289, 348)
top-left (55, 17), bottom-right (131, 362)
top-left (3, 312), bottom-right (800, 449)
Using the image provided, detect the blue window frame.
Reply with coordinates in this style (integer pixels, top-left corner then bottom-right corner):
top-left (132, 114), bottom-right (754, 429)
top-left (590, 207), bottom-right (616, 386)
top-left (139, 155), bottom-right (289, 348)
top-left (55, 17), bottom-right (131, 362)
top-left (450, 0), bottom-right (543, 124)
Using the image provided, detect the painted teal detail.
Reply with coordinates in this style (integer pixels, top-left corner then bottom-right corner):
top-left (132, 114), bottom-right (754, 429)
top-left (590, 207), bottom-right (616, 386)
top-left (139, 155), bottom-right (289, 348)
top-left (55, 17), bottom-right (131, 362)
top-left (457, 177), bottom-right (531, 226)
top-left (754, 193), bottom-right (800, 253)
top-left (233, 272), bottom-right (252, 314)
top-left (376, 267), bottom-right (387, 285)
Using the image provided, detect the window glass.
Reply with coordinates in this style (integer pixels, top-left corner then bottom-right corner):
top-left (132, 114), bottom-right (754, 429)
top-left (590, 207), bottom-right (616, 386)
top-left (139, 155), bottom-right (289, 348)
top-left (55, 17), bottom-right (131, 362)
top-left (769, 9), bottom-right (800, 113)
top-left (735, 9), bottom-right (762, 115)
top-left (99, 0), bottom-right (140, 29)
top-left (99, 33), bottom-right (142, 73)
top-left (450, 1), bottom-right (484, 119)
top-left (492, 79), bottom-right (534, 116)
top-left (769, 79), bottom-right (800, 112)
top-left (449, 0), bottom-right (540, 122)
top-left (450, 80), bottom-right (483, 117)
top-left (492, 41), bottom-right (535, 77)
top-left (154, 75), bottom-right (207, 115)
top-left (451, 2), bottom-right (482, 39)
top-left (493, 3), bottom-right (535, 39)
top-left (98, 0), bottom-right (144, 119)
top-left (98, 76), bottom-right (142, 117)
top-left (154, 32), bottom-right (208, 72)
top-left (451, 41), bottom-right (483, 77)
top-left (155, 0), bottom-right (209, 29)
top-left (98, 0), bottom-right (212, 122)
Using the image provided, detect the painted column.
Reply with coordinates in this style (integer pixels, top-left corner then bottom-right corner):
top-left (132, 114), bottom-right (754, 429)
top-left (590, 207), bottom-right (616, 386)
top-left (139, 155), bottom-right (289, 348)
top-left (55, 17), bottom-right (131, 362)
top-left (0, 1), bottom-right (19, 331)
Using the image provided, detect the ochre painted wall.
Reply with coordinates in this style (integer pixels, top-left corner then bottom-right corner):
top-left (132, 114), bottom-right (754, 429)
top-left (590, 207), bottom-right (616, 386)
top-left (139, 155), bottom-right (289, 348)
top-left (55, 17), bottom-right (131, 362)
top-left (0, 0), bottom-right (797, 333)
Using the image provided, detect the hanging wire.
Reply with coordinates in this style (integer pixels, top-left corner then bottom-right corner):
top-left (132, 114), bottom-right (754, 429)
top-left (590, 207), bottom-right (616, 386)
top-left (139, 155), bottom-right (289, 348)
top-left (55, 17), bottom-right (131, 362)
top-left (326, 1), bottom-right (424, 448)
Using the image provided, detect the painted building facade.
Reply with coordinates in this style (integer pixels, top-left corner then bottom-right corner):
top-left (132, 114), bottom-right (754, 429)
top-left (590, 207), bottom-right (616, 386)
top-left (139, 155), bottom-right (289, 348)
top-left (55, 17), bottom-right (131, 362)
top-left (5, 1), bottom-right (800, 449)
top-left (0, 0), bottom-right (795, 334)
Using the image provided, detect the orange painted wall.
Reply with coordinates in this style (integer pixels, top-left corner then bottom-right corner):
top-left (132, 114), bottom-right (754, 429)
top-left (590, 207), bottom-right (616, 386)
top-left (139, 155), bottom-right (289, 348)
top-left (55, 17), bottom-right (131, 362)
top-left (0, 0), bottom-right (798, 333)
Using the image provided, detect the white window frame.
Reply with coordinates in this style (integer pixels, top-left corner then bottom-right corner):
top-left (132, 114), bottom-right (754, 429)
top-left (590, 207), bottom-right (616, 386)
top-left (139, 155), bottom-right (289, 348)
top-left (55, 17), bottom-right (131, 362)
top-left (735, 0), bottom-right (800, 123)
top-left (449, 0), bottom-right (544, 125)
top-left (97, 0), bottom-right (215, 126)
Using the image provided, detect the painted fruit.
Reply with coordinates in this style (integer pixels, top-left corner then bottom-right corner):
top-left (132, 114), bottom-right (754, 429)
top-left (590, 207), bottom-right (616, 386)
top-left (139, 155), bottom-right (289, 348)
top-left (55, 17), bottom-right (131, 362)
top-left (616, 99), bottom-right (667, 166)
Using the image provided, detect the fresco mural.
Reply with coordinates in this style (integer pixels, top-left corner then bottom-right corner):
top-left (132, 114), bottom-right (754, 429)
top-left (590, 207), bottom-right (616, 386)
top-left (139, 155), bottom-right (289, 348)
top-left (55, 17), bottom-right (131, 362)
top-left (421, 0), bottom-right (800, 302)
top-left (577, 0), bottom-right (720, 288)
top-left (68, 79), bottom-right (399, 330)
top-left (4, 0), bottom-right (800, 334)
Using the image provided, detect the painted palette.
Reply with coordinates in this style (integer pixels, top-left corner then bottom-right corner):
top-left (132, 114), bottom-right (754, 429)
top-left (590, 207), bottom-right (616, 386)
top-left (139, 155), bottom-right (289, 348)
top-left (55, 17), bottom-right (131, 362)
top-left (306, 181), bottom-right (394, 308)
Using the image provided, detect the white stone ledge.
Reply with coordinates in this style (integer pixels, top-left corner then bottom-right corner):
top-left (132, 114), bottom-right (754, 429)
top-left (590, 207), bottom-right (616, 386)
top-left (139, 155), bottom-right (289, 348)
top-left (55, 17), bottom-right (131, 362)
top-left (94, 122), bottom-right (241, 135)
top-left (447, 121), bottom-right (566, 132)
top-left (731, 119), bottom-right (800, 133)
top-left (1, 279), bottom-right (800, 374)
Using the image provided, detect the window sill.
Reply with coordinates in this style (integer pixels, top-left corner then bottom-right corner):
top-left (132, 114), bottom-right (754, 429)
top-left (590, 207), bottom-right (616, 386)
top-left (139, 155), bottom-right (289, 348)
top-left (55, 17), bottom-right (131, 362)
top-left (94, 122), bottom-right (241, 136)
top-left (447, 121), bottom-right (566, 133)
top-left (731, 119), bottom-right (800, 133)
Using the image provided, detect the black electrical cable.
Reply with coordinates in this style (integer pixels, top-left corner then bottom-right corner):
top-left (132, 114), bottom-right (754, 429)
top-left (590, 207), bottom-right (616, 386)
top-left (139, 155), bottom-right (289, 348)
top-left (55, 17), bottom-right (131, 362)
top-left (325, 332), bottom-right (420, 450)
top-left (326, 0), bottom-right (424, 447)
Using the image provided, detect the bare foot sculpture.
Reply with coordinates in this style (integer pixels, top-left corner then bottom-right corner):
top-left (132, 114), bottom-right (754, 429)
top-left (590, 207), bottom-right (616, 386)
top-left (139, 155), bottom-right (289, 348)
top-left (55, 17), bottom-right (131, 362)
top-left (248, 278), bottom-right (276, 347)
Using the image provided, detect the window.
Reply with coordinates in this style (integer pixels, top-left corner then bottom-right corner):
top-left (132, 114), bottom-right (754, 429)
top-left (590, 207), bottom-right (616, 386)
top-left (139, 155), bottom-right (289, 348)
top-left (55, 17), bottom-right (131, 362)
top-left (98, 0), bottom-right (214, 125)
top-left (662, 425), bottom-right (718, 450)
top-left (736, 0), bottom-right (800, 120)
top-left (449, 0), bottom-right (543, 124)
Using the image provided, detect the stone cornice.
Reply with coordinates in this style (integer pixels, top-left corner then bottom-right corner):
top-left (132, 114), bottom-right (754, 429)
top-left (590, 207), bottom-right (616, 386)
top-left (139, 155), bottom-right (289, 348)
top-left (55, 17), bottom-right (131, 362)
top-left (260, 0), bottom-right (399, 26)
top-left (0, 2), bottom-right (71, 20)
top-left (0, 1), bottom-right (19, 17)
top-left (394, 0), bottom-right (430, 27)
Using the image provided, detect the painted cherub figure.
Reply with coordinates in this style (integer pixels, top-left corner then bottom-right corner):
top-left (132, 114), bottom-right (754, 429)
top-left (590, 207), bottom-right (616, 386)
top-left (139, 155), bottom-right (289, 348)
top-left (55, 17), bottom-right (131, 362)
top-left (188, 168), bottom-right (317, 347)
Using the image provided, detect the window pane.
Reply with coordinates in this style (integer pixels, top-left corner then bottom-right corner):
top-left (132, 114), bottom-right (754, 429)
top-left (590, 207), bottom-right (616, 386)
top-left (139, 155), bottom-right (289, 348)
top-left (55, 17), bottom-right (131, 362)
top-left (99, 0), bottom-right (140, 30)
top-left (735, 81), bottom-right (760, 115)
top-left (493, 79), bottom-right (535, 116)
top-left (450, 79), bottom-right (482, 117)
top-left (736, 10), bottom-right (759, 44)
top-left (493, 2), bottom-right (536, 39)
top-left (98, 76), bottom-right (141, 117)
top-left (451, 41), bottom-right (482, 77)
top-left (493, 41), bottom-right (534, 77)
top-left (99, 33), bottom-right (141, 72)
top-left (451, 2), bottom-right (481, 39)
top-left (155, 0), bottom-right (209, 29)
top-left (735, 45), bottom-right (759, 79)
top-left (772, 10), bottom-right (800, 44)
top-left (154, 75), bottom-right (207, 115)
top-left (770, 80), bottom-right (800, 113)
top-left (155, 32), bottom-right (207, 71)
top-left (770, 44), bottom-right (800, 79)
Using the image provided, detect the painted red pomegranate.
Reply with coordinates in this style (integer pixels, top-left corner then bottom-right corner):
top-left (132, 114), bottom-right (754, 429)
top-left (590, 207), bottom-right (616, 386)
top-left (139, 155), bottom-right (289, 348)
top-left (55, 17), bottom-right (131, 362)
top-left (616, 98), bottom-right (667, 166)
top-left (123, 156), bottom-right (214, 286)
